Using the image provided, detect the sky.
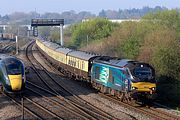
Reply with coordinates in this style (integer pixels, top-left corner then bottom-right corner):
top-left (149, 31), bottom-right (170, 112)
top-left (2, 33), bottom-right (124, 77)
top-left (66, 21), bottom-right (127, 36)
top-left (0, 0), bottom-right (180, 15)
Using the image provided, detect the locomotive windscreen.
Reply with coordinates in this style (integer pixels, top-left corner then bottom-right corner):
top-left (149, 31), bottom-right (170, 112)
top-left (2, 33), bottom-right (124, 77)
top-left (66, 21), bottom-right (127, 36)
top-left (5, 58), bottom-right (24, 75)
top-left (131, 64), bottom-right (155, 83)
top-left (134, 67), bottom-right (151, 77)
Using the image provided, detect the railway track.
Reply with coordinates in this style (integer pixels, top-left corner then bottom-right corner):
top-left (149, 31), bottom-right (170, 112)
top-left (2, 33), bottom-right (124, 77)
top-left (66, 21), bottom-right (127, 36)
top-left (98, 93), bottom-right (180, 120)
top-left (25, 40), bottom-right (121, 119)
top-left (25, 41), bottom-right (88, 119)
top-left (2, 92), bottom-right (45, 120)
top-left (0, 42), bottom-right (15, 53)
top-left (26, 79), bottom-right (97, 119)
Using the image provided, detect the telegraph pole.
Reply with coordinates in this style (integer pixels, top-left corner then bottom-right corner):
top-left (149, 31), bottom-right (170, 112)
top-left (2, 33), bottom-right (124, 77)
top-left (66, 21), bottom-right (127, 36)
top-left (60, 24), bottom-right (63, 46)
top-left (16, 36), bottom-right (18, 55)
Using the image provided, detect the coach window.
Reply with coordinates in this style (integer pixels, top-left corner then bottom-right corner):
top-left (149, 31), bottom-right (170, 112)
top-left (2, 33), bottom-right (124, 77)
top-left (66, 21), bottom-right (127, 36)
top-left (70, 57), bottom-right (73, 66)
top-left (77, 60), bottom-right (79, 68)
top-left (79, 61), bottom-right (81, 69)
top-left (68, 58), bottom-right (70, 65)
top-left (69, 57), bottom-right (72, 66)
top-left (68, 59), bottom-right (70, 65)
top-left (71, 57), bottom-right (73, 66)
top-left (82, 61), bottom-right (84, 70)
top-left (74, 58), bottom-right (76, 67)
top-left (95, 67), bottom-right (100, 79)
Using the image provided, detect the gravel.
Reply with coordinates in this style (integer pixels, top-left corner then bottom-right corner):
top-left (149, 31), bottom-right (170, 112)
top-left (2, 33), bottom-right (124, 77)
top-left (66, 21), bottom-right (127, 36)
top-left (153, 102), bottom-right (180, 117)
top-left (0, 94), bottom-right (22, 120)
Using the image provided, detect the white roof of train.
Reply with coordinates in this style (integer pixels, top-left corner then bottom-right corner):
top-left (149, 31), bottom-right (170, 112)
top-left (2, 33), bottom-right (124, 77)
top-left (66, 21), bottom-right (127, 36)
top-left (56, 47), bottom-right (72, 54)
top-left (67, 50), bottom-right (98, 61)
top-left (43, 41), bottom-right (60, 50)
top-left (38, 39), bottom-right (98, 60)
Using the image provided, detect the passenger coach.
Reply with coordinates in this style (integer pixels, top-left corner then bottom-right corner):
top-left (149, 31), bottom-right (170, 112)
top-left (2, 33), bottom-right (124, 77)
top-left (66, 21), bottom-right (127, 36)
top-left (66, 51), bottom-right (98, 80)
top-left (36, 39), bottom-right (99, 80)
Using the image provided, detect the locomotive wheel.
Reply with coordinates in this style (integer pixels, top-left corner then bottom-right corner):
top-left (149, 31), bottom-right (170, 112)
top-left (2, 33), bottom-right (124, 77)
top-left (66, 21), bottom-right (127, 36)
top-left (100, 85), bottom-right (104, 93)
top-left (110, 89), bottom-right (115, 96)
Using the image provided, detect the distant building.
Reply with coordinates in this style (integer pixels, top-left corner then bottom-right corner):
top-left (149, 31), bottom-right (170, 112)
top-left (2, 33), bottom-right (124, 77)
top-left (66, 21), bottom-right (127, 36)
top-left (109, 19), bottom-right (140, 23)
top-left (82, 18), bottom-right (140, 23)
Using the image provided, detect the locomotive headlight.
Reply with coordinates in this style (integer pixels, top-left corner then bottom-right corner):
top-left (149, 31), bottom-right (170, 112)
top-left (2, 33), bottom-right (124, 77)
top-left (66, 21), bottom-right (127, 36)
top-left (5, 76), bottom-right (11, 85)
top-left (150, 87), bottom-right (156, 91)
top-left (152, 87), bottom-right (155, 91)
top-left (132, 87), bottom-right (136, 90)
top-left (131, 87), bottom-right (137, 90)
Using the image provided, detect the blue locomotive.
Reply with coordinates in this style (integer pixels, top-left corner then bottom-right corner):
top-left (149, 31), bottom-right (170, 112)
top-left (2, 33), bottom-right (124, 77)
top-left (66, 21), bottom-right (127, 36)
top-left (0, 54), bottom-right (26, 93)
top-left (91, 57), bottom-right (156, 101)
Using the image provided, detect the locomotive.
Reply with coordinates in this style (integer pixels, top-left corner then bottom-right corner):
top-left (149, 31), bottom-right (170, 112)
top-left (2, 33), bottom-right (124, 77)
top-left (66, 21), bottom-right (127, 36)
top-left (0, 54), bottom-right (26, 93)
top-left (0, 33), bottom-right (16, 40)
top-left (36, 39), bottom-right (156, 102)
top-left (91, 57), bottom-right (156, 102)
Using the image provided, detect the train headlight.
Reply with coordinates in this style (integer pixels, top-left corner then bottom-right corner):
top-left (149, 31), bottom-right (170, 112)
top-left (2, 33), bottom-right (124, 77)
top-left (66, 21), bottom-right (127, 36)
top-left (131, 87), bottom-right (137, 90)
top-left (152, 87), bottom-right (155, 91)
top-left (5, 76), bottom-right (11, 85)
top-left (132, 87), bottom-right (136, 90)
top-left (150, 87), bottom-right (156, 91)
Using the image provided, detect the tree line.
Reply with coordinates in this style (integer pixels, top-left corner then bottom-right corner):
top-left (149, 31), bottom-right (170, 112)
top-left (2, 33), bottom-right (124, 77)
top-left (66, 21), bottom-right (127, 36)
top-left (0, 6), bottom-right (178, 25)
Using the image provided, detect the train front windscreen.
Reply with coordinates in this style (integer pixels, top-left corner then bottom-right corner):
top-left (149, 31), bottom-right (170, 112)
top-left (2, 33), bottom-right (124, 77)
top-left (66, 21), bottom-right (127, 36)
top-left (5, 58), bottom-right (24, 75)
top-left (132, 65), bottom-right (155, 83)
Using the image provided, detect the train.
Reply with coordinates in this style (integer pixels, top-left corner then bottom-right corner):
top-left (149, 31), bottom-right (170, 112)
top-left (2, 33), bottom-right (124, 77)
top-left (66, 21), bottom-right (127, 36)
top-left (36, 39), bottom-right (156, 102)
top-left (0, 33), bottom-right (16, 40)
top-left (0, 54), bottom-right (26, 94)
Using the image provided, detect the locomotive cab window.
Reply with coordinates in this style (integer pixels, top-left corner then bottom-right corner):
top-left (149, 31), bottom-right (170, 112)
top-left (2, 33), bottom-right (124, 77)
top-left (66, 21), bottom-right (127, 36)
top-left (132, 66), bottom-right (155, 83)
top-left (5, 58), bottom-right (23, 75)
top-left (133, 67), bottom-right (152, 79)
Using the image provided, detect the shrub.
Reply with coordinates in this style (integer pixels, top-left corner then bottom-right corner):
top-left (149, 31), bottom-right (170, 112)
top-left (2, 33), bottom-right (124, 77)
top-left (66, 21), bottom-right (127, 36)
top-left (69, 18), bottom-right (118, 49)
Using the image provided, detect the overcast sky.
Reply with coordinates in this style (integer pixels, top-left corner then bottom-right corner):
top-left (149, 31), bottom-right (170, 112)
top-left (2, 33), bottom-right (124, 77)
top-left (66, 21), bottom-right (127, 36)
top-left (0, 0), bottom-right (179, 15)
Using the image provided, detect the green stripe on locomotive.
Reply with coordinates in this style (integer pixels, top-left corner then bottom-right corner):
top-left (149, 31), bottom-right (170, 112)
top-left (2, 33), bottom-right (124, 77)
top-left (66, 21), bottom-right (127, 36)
top-left (91, 62), bottom-right (129, 92)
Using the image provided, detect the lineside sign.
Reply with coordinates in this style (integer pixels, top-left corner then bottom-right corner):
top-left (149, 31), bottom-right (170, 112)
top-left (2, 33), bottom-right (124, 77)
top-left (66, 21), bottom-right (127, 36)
top-left (31, 19), bottom-right (64, 26)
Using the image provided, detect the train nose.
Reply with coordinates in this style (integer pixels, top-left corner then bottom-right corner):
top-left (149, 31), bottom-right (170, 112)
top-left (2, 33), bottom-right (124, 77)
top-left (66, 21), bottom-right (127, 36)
top-left (8, 75), bottom-right (22, 91)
